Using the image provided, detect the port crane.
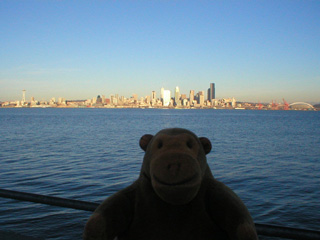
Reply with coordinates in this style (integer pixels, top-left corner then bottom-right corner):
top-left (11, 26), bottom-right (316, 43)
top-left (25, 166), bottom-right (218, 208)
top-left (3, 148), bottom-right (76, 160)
top-left (283, 99), bottom-right (289, 110)
top-left (271, 100), bottom-right (278, 110)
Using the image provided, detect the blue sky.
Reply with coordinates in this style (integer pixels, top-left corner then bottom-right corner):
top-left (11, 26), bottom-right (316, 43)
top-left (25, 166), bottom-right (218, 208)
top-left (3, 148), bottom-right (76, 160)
top-left (1, 0), bottom-right (319, 103)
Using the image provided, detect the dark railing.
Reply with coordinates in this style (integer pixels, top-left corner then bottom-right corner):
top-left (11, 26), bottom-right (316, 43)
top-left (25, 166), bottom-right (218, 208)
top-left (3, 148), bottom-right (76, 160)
top-left (0, 188), bottom-right (319, 240)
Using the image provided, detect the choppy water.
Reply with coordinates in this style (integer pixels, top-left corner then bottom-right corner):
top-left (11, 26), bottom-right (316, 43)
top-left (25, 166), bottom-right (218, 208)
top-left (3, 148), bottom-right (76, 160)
top-left (0, 108), bottom-right (319, 239)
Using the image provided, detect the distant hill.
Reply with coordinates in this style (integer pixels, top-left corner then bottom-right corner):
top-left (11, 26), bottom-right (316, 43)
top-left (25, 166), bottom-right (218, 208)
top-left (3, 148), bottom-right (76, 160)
top-left (313, 103), bottom-right (320, 109)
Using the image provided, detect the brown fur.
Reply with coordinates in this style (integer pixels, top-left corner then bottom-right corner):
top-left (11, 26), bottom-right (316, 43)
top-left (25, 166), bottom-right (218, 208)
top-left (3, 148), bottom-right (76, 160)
top-left (84, 128), bottom-right (258, 240)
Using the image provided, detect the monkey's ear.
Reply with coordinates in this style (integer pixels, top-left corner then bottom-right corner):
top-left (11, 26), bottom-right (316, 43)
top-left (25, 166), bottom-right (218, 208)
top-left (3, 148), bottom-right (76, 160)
top-left (199, 137), bottom-right (212, 155)
top-left (139, 134), bottom-right (153, 152)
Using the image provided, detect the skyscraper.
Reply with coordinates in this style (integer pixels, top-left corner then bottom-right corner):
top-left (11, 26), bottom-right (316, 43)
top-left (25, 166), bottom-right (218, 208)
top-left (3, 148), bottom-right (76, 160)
top-left (160, 87), bottom-right (164, 100)
top-left (22, 90), bottom-right (26, 104)
top-left (163, 90), bottom-right (171, 106)
top-left (152, 91), bottom-right (156, 100)
top-left (197, 91), bottom-right (205, 106)
top-left (208, 83), bottom-right (215, 101)
top-left (174, 86), bottom-right (181, 106)
top-left (189, 90), bottom-right (194, 105)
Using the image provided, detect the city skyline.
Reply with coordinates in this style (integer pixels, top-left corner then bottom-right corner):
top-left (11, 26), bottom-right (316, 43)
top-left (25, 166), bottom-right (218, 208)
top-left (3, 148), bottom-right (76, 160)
top-left (4, 83), bottom-right (217, 104)
top-left (1, 81), bottom-right (319, 106)
top-left (1, 1), bottom-right (319, 103)
top-left (2, 84), bottom-right (316, 110)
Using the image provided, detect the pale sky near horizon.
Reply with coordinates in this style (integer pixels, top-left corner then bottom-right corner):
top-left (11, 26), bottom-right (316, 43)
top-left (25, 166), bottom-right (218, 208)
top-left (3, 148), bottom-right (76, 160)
top-left (1, 0), bottom-right (319, 103)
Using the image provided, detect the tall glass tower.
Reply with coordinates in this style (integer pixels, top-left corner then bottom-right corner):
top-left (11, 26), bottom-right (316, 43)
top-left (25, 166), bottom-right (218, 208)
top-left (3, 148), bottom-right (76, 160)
top-left (209, 83), bottom-right (215, 101)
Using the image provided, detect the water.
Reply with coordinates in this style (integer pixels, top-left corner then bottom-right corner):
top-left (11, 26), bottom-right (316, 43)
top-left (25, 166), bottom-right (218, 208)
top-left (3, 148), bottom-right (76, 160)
top-left (0, 108), bottom-right (319, 239)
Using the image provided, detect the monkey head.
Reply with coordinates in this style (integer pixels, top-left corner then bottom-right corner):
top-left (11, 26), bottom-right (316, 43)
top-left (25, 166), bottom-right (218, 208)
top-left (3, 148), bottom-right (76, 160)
top-left (139, 128), bottom-right (212, 205)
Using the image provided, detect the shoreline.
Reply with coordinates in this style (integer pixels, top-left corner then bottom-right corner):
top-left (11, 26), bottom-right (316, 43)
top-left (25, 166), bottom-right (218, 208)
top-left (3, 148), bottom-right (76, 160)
top-left (0, 105), bottom-right (318, 111)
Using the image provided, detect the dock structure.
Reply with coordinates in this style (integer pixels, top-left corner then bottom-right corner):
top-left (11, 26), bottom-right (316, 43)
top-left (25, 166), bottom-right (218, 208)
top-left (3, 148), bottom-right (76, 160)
top-left (1, 188), bottom-right (319, 240)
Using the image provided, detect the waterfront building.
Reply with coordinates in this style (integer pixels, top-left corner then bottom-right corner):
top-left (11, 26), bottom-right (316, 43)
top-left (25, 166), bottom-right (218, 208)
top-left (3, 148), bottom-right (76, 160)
top-left (58, 97), bottom-right (66, 105)
top-left (231, 97), bottom-right (236, 108)
top-left (50, 98), bottom-right (56, 105)
top-left (30, 97), bottom-right (39, 106)
top-left (218, 98), bottom-right (236, 108)
top-left (85, 99), bottom-right (92, 106)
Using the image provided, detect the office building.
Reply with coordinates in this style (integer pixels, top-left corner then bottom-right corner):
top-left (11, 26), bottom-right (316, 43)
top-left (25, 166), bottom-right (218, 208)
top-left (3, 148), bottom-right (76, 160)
top-left (189, 90), bottom-right (194, 105)
top-left (160, 87), bottom-right (164, 100)
top-left (174, 86), bottom-right (181, 106)
top-left (133, 94), bottom-right (138, 102)
top-left (152, 91), bottom-right (156, 100)
top-left (163, 90), bottom-right (171, 107)
top-left (208, 83), bottom-right (215, 101)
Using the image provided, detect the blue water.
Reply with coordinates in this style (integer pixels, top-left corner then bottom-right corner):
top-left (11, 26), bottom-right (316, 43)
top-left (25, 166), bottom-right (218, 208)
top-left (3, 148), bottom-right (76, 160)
top-left (0, 108), bottom-right (319, 239)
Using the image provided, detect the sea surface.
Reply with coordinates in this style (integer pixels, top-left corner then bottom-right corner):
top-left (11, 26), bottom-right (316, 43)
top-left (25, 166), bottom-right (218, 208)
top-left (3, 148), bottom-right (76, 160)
top-left (0, 108), bottom-right (319, 239)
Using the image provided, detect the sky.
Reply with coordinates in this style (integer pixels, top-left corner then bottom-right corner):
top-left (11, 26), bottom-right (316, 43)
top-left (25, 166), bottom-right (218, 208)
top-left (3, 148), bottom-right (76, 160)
top-left (1, 0), bottom-right (319, 103)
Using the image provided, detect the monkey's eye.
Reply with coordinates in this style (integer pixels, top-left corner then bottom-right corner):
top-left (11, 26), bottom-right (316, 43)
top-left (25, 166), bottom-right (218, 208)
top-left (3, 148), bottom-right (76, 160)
top-left (157, 141), bottom-right (163, 149)
top-left (186, 140), bottom-right (193, 149)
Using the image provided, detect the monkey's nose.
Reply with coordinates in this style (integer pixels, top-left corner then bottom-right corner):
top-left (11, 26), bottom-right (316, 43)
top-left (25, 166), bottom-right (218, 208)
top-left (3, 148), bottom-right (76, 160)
top-left (167, 163), bottom-right (181, 176)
